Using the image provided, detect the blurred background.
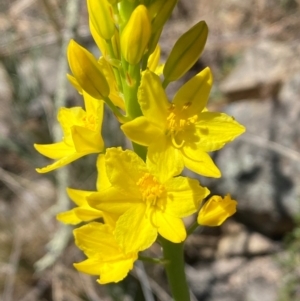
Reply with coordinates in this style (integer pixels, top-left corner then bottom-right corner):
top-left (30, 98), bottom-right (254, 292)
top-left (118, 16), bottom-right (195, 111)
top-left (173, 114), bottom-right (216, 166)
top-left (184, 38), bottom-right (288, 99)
top-left (0, 0), bottom-right (300, 300)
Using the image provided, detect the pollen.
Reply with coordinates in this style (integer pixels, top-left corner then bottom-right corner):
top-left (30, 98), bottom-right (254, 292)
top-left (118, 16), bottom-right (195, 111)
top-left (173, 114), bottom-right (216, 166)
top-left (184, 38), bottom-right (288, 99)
top-left (82, 114), bottom-right (98, 131)
top-left (136, 173), bottom-right (166, 210)
top-left (166, 102), bottom-right (198, 148)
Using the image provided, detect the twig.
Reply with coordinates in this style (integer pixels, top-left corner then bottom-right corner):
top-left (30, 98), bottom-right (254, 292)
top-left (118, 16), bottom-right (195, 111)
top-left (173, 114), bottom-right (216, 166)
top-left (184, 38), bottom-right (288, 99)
top-left (40, 0), bottom-right (63, 35)
top-left (17, 279), bottom-right (50, 301)
top-left (1, 233), bottom-right (23, 301)
top-left (35, 0), bottom-right (80, 271)
top-left (135, 261), bottom-right (155, 301)
top-left (131, 268), bottom-right (172, 301)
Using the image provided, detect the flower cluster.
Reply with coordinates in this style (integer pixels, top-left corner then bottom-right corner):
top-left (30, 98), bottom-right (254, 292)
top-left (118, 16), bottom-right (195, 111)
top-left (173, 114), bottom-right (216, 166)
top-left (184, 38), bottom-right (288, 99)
top-left (35, 0), bottom-right (244, 285)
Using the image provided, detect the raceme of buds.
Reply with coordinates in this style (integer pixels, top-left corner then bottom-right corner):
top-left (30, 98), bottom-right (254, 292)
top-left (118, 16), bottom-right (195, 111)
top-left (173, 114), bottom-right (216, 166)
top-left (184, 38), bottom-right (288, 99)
top-left (87, 0), bottom-right (115, 40)
top-left (121, 5), bottom-right (151, 65)
top-left (67, 40), bottom-right (110, 99)
top-left (163, 20), bottom-right (208, 82)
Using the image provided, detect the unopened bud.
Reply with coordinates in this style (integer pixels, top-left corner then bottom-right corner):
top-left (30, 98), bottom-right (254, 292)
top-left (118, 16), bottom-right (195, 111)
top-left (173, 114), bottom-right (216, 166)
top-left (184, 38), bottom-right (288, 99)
top-left (121, 5), bottom-right (151, 65)
top-left (87, 0), bottom-right (115, 40)
top-left (67, 40), bottom-right (110, 99)
top-left (198, 194), bottom-right (237, 226)
top-left (163, 20), bottom-right (208, 82)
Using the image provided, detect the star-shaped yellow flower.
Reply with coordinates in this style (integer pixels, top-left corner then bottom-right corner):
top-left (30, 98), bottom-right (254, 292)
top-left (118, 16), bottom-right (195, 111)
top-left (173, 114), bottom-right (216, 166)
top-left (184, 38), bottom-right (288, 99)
top-left (34, 91), bottom-right (104, 173)
top-left (88, 147), bottom-right (209, 253)
top-left (121, 68), bottom-right (245, 177)
top-left (74, 222), bottom-right (138, 284)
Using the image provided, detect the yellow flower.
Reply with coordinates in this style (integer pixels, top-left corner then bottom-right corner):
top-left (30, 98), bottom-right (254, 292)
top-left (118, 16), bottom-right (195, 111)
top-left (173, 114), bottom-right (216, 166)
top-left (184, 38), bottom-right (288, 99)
top-left (34, 91), bottom-right (104, 173)
top-left (88, 148), bottom-right (209, 253)
top-left (121, 68), bottom-right (245, 178)
top-left (74, 222), bottom-right (138, 284)
top-left (197, 194), bottom-right (237, 226)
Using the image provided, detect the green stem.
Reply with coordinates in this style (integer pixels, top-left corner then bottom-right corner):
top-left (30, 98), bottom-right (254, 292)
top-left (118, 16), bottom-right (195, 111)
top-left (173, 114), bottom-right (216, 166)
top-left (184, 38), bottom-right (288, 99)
top-left (160, 237), bottom-right (190, 301)
top-left (106, 40), bottom-right (123, 93)
top-left (104, 96), bottom-right (130, 123)
top-left (187, 220), bottom-right (199, 236)
top-left (124, 63), bottom-right (143, 119)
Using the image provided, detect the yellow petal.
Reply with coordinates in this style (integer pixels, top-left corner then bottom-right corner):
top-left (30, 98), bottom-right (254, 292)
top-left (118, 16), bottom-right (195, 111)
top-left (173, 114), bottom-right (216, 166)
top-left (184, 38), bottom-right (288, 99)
top-left (198, 194), bottom-right (237, 226)
top-left (147, 135), bottom-right (184, 183)
top-left (58, 107), bottom-right (85, 139)
top-left (195, 112), bottom-right (246, 152)
top-left (88, 188), bottom-right (140, 215)
top-left (82, 91), bottom-right (104, 124)
top-left (155, 211), bottom-right (186, 243)
top-left (164, 177), bottom-right (210, 217)
top-left (74, 207), bottom-right (103, 222)
top-left (71, 126), bottom-right (104, 153)
top-left (57, 210), bottom-right (82, 225)
top-left (173, 67), bottom-right (212, 114)
top-left (138, 70), bottom-right (170, 127)
top-left (67, 188), bottom-right (92, 206)
top-left (148, 44), bottom-right (161, 72)
top-left (115, 204), bottom-right (157, 253)
top-left (74, 223), bottom-right (118, 258)
top-left (35, 153), bottom-right (83, 173)
top-left (97, 257), bottom-right (136, 284)
top-left (182, 147), bottom-right (221, 178)
top-left (34, 141), bottom-right (74, 160)
top-left (105, 148), bottom-right (148, 194)
top-left (96, 154), bottom-right (111, 191)
top-left (121, 116), bottom-right (163, 146)
top-left (74, 258), bottom-right (101, 275)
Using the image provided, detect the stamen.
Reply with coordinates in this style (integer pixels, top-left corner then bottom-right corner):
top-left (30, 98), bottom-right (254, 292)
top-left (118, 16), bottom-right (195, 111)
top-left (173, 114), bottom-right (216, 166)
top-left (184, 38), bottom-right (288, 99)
top-left (171, 134), bottom-right (185, 148)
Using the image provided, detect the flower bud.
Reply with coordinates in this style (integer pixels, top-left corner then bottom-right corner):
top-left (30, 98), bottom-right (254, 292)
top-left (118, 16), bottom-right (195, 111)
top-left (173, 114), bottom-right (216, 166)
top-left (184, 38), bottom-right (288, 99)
top-left (67, 39), bottom-right (110, 99)
top-left (89, 19), bottom-right (108, 56)
top-left (147, 0), bottom-right (177, 55)
top-left (163, 20), bottom-right (208, 82)
top-left (87, 0), bottom-right (115, 40)
top-left (121, 5), bottom-right (151, 65)
top-left (197, 194), bottom-right (237, 226)
top-left (67, 74), bottom-right (83, 94)
top-left (149, 0), bottom-right (177, 33)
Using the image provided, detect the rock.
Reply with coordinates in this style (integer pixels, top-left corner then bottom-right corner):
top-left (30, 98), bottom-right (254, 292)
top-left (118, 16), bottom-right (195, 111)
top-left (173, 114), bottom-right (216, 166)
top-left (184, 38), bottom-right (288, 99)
top-left (217, 222), bottom-right (279, 258)
top-left (221, 40), bottom-right (300, 101)
top-left (187, 256), bottom-right (281, 301)
top-left (208, 47), bottom-right (300, 238)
